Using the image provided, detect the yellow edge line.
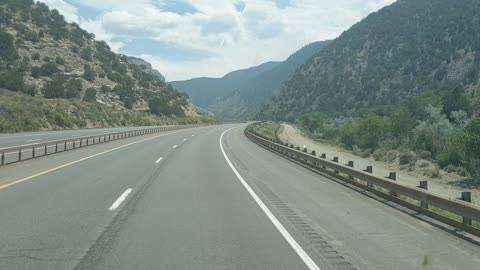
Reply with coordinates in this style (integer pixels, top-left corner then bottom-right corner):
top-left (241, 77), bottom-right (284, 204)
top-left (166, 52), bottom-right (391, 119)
top-left (0, 131), bottom-right (178, 191)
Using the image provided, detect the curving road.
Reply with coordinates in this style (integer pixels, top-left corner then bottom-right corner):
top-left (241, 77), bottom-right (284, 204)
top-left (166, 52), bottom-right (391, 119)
top-left (0, 124), bottom-right (479, 270)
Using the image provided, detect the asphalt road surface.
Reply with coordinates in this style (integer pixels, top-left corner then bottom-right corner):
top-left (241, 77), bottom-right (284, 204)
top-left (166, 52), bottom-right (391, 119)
top-left (0, 124), bottom-right (479, 270)
top-left (0, 126), bottom-right (150, 149)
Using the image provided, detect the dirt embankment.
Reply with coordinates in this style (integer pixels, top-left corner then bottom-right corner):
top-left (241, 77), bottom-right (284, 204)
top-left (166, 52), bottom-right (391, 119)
top-left (278, 124), bottom-right (479, 205)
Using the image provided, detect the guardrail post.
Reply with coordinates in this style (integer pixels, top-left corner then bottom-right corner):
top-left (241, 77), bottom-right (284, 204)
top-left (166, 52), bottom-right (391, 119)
top-left (32, 147), bottom-right (36, 158)
top-left (419, 181), bottom-right (429, 209)
top-left (55, 143), bottom-right (58, 153)
top-left (296, 146), bottom-right (300, 151)
top-left (460, 192), bottom-right (473, 226)
top-left (387, 172), bottom-right (397, 196)
top-left (311, 150), bottom-right (316, 156)
top-left (303, 147), bottom-right (307, 153)
top-left (1, 152), bottom-right (4, 165)
top-left (19, 149), bottom-right (22, 161)
top-left (44, 144), bottom-right (47, 155)
top-left (64, 141), bottom-right (67, 151)
top-left (332, 157), bottom-right (339, 174)
top-left (290, 144), bottom-right (294, 149)
top-left (347, 161), bottom-right (354, 180)
top-left (365, 166), bottom-right (373, 187)
top-left (321, 153), bottom-right (326, 159)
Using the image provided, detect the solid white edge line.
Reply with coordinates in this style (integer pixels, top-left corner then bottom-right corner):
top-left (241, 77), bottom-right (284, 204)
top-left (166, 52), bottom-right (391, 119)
top-left (219, 127), bottom-right (321, 270)
top-left (155, 156), bottom-right (164, 164)
top-left (172, 145), bottom-right (178, 149)
top-left (109, 188), bottom-right (133, 211)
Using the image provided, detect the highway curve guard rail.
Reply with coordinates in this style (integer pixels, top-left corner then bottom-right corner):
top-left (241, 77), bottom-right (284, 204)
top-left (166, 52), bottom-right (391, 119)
top-left (0, 125), bottom-right (201, 166)
top-left (245, 124), bottom-right (480, 237)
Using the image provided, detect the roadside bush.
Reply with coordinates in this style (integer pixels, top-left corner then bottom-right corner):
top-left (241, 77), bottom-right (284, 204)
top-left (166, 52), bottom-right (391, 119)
top-left (356, 112), bottom-right (388, 150)
top-left (339, 122), bottom-right (356, 149)
top-left (352, 145), bottom-right (371, 158)
top-left (399, 151), bottom-right (415, 165)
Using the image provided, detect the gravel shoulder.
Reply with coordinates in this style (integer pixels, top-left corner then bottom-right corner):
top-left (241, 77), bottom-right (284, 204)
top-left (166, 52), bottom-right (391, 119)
top-left (279, 123), bottom-right (479, 205)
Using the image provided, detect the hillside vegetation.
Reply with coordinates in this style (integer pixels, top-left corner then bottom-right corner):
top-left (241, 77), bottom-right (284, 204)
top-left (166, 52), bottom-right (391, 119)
top-left (259, 0), bottom-right (480, 181)
top-left (0, 0), bottom-right (208, 131)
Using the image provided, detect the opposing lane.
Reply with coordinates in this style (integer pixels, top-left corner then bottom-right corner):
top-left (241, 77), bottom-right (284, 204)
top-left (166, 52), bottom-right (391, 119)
top-left (0, 126), bottom-right (150, 149)
top-left (0, 126), bottom-right (208, 269)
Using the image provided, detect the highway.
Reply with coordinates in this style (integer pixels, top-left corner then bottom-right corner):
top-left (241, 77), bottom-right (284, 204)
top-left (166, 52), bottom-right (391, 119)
top-left (0, 124), bottom-right (479, 270)
top-left (0, 126), bottom-right (149, 149)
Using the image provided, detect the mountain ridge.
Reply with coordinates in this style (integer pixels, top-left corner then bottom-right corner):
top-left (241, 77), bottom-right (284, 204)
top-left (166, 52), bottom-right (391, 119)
top-left (259, 0), bottom-right (480, 120)
top-left (172, 41), bottom-right (331, 119)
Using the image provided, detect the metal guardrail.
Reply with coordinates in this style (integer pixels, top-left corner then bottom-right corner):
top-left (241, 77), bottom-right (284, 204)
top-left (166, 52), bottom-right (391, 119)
top-left (0, 125), bottom-right (199, 166)
top-left (245, 126), bottom-right (480, 237)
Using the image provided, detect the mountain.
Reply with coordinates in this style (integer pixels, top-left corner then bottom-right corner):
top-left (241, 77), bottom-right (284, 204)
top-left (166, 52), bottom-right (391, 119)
top-left (172, 41), bottom-right (330, 119)
top-left (259, 0), bottom-right (480, 120)
top-left (171, 61), bottom-right (281, 110)
top-left (0, 0), bottom-right (209, 132)
top-left (210, 41), bottom-right (331, 119)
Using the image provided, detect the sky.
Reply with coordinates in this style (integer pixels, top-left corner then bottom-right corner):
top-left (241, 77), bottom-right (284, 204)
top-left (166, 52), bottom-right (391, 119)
top-left (38, 0), bottom-right (395, 81)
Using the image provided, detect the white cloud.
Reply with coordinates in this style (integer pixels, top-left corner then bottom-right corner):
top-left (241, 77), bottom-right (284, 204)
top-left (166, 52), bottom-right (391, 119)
top-left (38, 0), bottom-right (396, 80)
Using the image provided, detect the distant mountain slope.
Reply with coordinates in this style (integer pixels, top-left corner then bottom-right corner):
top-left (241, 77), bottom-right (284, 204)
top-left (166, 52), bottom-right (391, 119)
top-left (259, 0), bottom-right (480, 120)
top-left (211, 41), bottom-right (331, 119)
top-left (171, 61), bottom-right (281, 109)
top-left (172, 41), bottom-right (330, 119)
top-left (0, 0), bottom-right (202, 132)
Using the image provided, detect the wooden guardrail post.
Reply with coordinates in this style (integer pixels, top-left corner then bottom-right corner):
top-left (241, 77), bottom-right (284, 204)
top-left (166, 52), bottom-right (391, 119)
top-left (332, 157), bottom-right (339, 174)
top-left (320, 154), bottom-right (326, 170)
top-left (347, 161), bottom-right (354, 180)
top-left (461, 192), bottom-right (473, 226)
top-left (388, 172), bottom-right (397, 196)
top-left (419, 181), bottom-right (429, 209)
top-left (365, 166), bottom-right (373, 187)
top-left (311, 150), bottom-right (316, 156)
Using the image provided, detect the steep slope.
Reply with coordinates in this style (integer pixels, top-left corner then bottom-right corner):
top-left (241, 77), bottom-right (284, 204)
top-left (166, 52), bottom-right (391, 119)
top-left (171, 61), bottom-right (281, 109)
top-left (259, 0), bottom-right (480, 120)
top-left (0, 0), bottom-right (204, 132)
top-left (211, 41), bottom-right (331, 119)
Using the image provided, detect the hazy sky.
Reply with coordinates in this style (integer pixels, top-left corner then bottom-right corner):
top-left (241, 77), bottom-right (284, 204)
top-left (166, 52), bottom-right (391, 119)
top-left (38, 0), bottom-right (395, 81)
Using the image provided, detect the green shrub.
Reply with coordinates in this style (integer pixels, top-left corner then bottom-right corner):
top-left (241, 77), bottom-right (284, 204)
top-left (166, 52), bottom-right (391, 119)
top-left (32, 52), bottom-right (41, 60)
top-left (83, 64), bottom-right (96, 81)
top-left (55, 56), bottom-right (65, 65)
top-left (40, 62), bottom-right (59, 76)
top-left (80, 47), bottom-right (93, 61)
top-left (0, 29), bottom-right (19, 64)
top-left (65, 78), bottom-right (82, 99)
top-left (42, 74), bottom-right (66, 98)
top-left (83, 87), bottom-right (96, 102)
top-left (399, 151), bottom-right (415, 165)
